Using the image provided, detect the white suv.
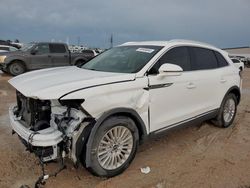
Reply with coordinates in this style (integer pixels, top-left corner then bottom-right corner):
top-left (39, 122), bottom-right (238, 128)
top-left (231, 58), bottom-right (245, 72)
top-left (8, 40), bottom-right (241, 177)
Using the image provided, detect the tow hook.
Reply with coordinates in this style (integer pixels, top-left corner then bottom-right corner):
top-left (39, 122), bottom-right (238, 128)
top-left (19, 151), bottom-right (67, 188)
top-left (35, 150), bottom-right (67, 188)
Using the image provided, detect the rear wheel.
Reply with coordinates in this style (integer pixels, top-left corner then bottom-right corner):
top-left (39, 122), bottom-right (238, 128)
top-left (212, 93), bottom-right (237, 128)
top-left (8, 61), bottom-right (25, 76)
top-left (87, 116), bottom-right (139, 177)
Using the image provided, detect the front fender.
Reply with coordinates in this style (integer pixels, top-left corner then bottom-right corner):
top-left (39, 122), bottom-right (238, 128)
top-left (83, 107), bottom-right (148, 168)
top-left (5, 55), bottom-right (28, 67)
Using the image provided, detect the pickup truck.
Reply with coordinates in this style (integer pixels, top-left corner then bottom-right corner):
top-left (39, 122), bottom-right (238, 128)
top-left (0, 42), bottom-right (95, 75)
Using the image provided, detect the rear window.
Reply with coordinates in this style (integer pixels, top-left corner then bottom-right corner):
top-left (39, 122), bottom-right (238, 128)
top-left (231, 59), bottom-right (240, 63)
top-left (190, 47), bottom-right (218, 70)
top-left (214, 51), bottom-right (229, 67)
top-left (49, 44), bottom-right (66, 53)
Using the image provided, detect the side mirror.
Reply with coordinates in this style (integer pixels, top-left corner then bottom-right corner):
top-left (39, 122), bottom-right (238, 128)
top-left (158, 63), bottom-right (183, 76)
top-left (30, 48), bottom-right (38, 55)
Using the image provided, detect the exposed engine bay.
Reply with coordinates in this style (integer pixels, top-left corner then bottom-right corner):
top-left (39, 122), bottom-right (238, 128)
top-left (11, 91), bottom-right (95, 187)
top-left (15, 91), bottom-right (51, 131)
top-left (13, 90), bottom-right (91, 162)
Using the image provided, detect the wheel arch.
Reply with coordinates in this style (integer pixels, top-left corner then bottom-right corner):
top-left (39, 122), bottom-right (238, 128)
top-left (224, 86), bottom-right (241, 105)
top-left (7, 59), bottom-right (27, 75)
top-left (83, 108), bottom-right (148, 168)
top-left (7, 59), bottom-right (27, 69)
top-left (73, 57), bottom-right (87, 65)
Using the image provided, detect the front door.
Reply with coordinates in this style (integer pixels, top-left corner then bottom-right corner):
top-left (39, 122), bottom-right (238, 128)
top-left (148, 46), bottom-right (198, 132)
top-left (30, 43), bottom-right (52, 69)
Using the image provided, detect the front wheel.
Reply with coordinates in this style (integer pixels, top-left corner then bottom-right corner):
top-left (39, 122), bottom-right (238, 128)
top-left (8, 61), bottom-right (25, 76)
top-left (212, 93), bottom-right (237, 128)
top-left (87, 116), bottom-right (139, 177)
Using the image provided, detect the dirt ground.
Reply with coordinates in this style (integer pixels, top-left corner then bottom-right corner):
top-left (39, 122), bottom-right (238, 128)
top-left (0, 69), bottom-right (250, 188)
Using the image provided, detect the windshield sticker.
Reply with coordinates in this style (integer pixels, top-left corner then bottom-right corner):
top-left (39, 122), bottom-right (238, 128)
top-left (136, 48), bottom-right (155, 53)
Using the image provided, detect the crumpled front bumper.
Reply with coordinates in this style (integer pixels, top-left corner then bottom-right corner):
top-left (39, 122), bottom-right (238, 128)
top-left (0, 63), bottom-right (7, 71)
top-left (9, 105), bottom-right (63, 147)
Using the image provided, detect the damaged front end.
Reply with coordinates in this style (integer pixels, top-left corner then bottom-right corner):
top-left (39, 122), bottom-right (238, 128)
top-left (9, 91), bottom-right (94, 164)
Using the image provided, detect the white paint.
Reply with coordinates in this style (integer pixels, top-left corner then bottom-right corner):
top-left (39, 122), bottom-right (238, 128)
top-left (8, 40), bottom-right (241, 163)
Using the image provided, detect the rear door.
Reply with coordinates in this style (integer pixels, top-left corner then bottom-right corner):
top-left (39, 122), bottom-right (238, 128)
top-left (188, 47), bottom-right (222, 113)
top-left (30, 43), bottom-right (52, 69)
top-left (213, 51), bottom-right (236, 106)
top-left (49, 44), bottom-right (69, 67)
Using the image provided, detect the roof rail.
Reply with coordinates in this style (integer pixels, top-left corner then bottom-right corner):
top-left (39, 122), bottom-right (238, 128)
top-left (169, 39), bottom-right (216, 48)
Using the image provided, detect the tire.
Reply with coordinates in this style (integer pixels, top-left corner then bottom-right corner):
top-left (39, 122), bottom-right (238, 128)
top-left (86, 116), bottom-right (139, 177)
top-left (212, 93), bottom-right (237, 128)
top-left (75, 60), bottom-right (86, 67)
top-left (8, 61), bottom-right (25, 76)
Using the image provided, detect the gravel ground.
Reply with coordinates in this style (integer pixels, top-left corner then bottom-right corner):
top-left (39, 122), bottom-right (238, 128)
top-left (0, 69), bottom-right (250, 188)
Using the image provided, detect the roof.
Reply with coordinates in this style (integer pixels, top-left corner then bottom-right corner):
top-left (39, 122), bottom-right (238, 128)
top-left (121, 39), bottom-right (218, 50)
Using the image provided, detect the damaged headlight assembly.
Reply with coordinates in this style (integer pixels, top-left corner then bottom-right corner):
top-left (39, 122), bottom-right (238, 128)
top-left (12, 98), bottom-right (94, 187)
top-left (49, 99), bottom-right (92, 162)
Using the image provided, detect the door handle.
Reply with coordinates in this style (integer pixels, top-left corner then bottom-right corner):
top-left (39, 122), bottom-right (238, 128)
top-left (64, 55), bottom-right (68, 58)
top-left (48, 55), bottom-right (51, 58)
top-left (186, 82), bottom-right (196, 89)
top-left (220, 78), bottom-right (227, 83)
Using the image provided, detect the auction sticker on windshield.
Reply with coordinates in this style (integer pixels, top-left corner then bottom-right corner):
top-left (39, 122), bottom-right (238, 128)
top-left (136, 48), bottom-right (155, 53)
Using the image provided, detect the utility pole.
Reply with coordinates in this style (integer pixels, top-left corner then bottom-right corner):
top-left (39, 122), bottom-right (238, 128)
top-left (77, 36), bottom-right (80, 46)
top-left (110, 34), bottom-right (113, 48)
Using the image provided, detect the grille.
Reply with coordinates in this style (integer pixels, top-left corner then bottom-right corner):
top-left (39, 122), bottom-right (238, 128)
top-left (16, 90), bottom-right (51, 129)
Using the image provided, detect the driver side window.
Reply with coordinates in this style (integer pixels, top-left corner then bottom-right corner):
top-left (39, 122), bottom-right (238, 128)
top-left (35, 44), bottom-right (50, 54)
top-left (148, 46), bottom-right (191, 75)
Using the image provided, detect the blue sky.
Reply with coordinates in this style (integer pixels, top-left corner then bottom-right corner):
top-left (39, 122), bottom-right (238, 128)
top-left (0, 0), bottom-right (250, 48)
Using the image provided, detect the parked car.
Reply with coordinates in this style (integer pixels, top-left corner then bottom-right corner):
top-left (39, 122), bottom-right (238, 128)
top-left (231, 58), bottom-right (245, 72)
top-left (0, 40), bottom-right (21, 49)
top-left (68, 45), bottom-right (87, 53)
top-left (8, 40), bottom-right (241, 178)
top-left (0, 42), bottom-right (95, 75)
top-left (0, 45), bottom-right (18, 52)
top-left (81, 49), bottom-right (99, 57)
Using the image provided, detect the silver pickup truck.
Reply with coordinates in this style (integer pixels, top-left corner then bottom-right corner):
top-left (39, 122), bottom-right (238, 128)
top-left (0, 42), bottom-right (95, 75)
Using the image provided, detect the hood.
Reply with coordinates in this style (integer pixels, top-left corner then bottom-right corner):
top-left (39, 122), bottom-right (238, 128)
top-left (0, 50), bottom-right (25, 56)
top-left (0, 52), bottom-right (11, 56)
top-left (8, 66), bottom-right (136, 99)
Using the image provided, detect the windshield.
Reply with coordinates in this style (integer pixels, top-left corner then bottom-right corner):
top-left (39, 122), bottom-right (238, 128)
top-left (19, 43), bottom-right (35, 51)
top-left (82, 45), bottom-right (163, 73)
